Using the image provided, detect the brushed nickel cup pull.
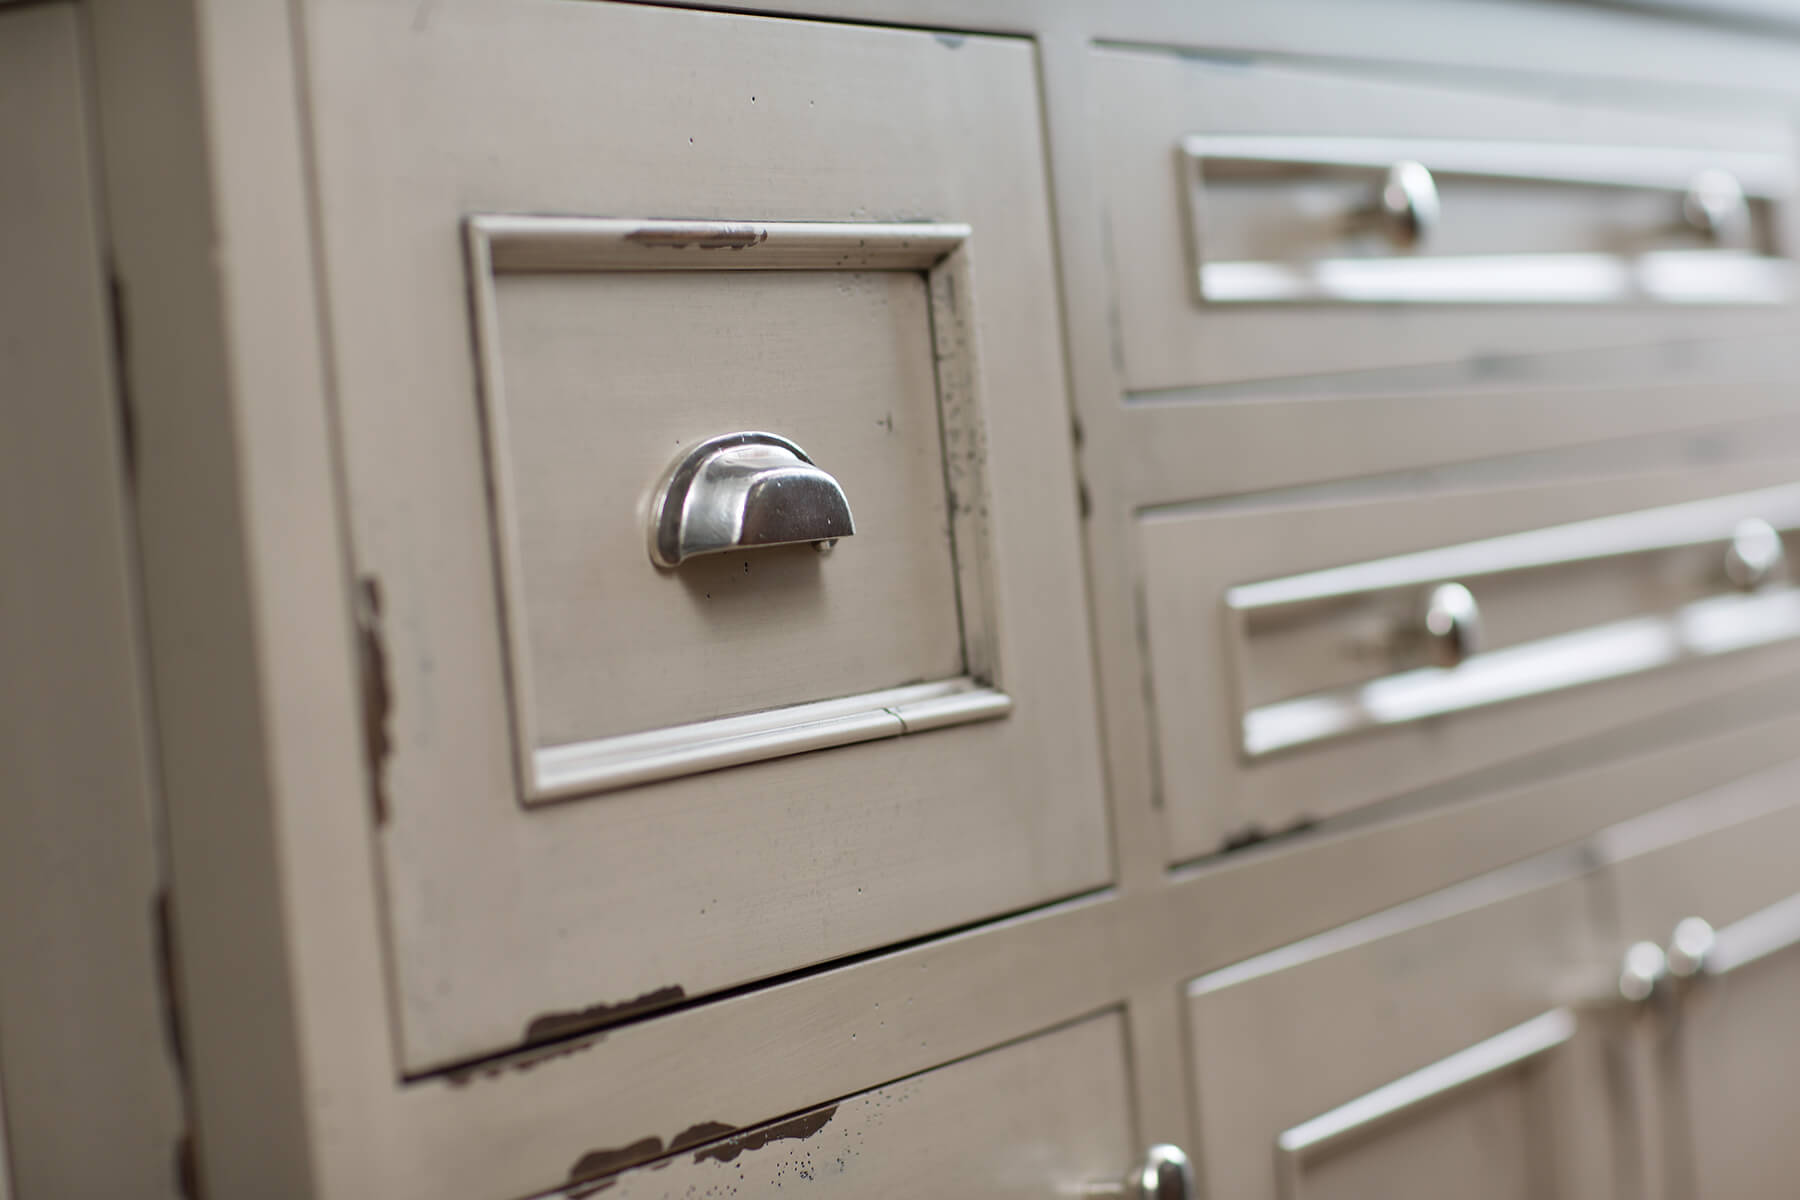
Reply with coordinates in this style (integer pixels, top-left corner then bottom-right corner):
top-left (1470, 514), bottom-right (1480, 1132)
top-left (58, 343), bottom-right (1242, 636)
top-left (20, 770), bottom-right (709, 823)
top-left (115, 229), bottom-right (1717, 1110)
top-left (648, 431), bottom-right (855, 568)
top-left (1350, 160), bottom-right (1440, 249)
top-left (1083, 1144), bottom-right (1194, 1200)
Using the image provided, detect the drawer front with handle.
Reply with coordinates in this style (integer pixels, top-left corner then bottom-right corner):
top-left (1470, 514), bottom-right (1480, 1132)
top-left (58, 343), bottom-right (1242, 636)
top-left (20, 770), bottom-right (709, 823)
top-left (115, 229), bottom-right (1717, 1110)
top-left (554, 1012), bottom-right (1149, 1199)
top-left (1092, 47), bottom-right (1800, 392)
top-left (306, 0), bottom-right (1107, 1072)
top-left (1185, 856), bottom-right (1627, 1200)
top-left (1142, 453), bottom-right (1800, 862)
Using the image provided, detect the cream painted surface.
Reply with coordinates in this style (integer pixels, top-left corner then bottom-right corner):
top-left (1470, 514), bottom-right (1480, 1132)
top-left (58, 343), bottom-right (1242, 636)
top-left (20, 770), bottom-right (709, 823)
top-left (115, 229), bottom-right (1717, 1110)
top-left (1186, 858), bottom-right (1617, 1200)
top-left (557, 1012), bottom-right (1135, 1198)
top-left (0, 6), bottom-right (188, 1197)
top-left (1090, 45), bottom-right (1800, 392)
top-left (1143, 454), bottom-right (1800, 860)
top-left (303, 0), bottom-right (1108, 1070)
top-left (490, 268), bottom-right (962, 748)
top-left (1592, 765), bottom-right (1800, 1200)
top-left (67, 0), bottom-right (1800, 1196)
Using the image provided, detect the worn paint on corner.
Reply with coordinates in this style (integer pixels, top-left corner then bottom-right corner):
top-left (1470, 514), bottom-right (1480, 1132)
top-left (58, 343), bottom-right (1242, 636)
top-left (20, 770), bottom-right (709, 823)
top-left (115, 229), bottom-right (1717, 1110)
top-left (524, 984), bottom-right (687, 1043)
top-left (355, 576), bottom-right (392, 826)
top-left (691, 1105), bottom-right (838, 1165)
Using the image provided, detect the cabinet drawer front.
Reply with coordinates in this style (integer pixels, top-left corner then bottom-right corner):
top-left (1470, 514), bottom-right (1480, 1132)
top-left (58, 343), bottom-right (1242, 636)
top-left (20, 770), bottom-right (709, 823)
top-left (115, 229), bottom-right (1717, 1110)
top-left (1143, 454), bottom-right (1800, 861)
top-left (307, 0), bottom-right (1107, 1071)
top-left (1186, 862), bottom-right (1613, 1200)
top-left (558, 1012), bottom-right (1136, 1198)
top-left (1092, 47), bottom-right (1799, 392)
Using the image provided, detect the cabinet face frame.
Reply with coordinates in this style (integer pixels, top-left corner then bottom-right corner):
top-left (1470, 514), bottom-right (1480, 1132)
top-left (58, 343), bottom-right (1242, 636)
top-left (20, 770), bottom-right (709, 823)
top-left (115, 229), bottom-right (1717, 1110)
top-left (97, 0), bottom-right (1800, 1197)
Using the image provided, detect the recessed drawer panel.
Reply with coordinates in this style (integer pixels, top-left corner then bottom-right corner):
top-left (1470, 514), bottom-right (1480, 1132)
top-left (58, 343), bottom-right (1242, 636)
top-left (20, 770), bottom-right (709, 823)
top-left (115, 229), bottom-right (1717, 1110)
top-left (559, 1012), bottom-right (1137, 1197)
top-left (469, 218), bottom-right (1004, 800)
top-left (1144, 453), bottom-right (1800, 862)
top-left (1185, 859), bottom-right (1618, 1200)
top-left (307, 0), bottom-right (1107, 1071)
top-left (1092, 47), bottom-right (1800, 392)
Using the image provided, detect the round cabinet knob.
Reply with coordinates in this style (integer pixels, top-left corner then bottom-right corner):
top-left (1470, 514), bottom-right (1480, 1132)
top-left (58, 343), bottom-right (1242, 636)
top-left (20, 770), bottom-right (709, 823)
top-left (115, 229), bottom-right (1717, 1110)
top-left (1724, 517), bottom-right (1785, 591)
top-left (1619, 940), bottom-right (1669, 1004)
top-left (1421, 582), bottom-right (1482, 668)
top-left (1360, 160), bottom-right (1440, 249)
top-left (1666, 916), bottom-right (1716, 979)
top-left (1086, 1145), bottom-right (1194, 1200)
top-left (1129, 1145), bottom-right (1194, 1200)
top-left (1683, 169), bottom-right (1751, 245)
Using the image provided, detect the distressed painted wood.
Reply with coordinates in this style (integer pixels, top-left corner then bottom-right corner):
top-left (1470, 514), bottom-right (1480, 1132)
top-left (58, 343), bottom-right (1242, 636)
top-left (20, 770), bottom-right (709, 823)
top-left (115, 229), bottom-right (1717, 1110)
top-left (60, 0), bottom-right (1800, 1197)
top-left (303, 0), bottom-right (1108, 1071)
top-left (549, 1012), bottom-right (1135, 1198)
top-left (1591, 763), bottom-right (1800, 1200)
top-left (0, 6), bottom-right (188, 1197)
top-left (1185, 855), bottom-right (1619, 1200)
top-left (1090, 44), bottom-right (1798, 393)
top-left (1145, 450), bottom-right (1800, 859)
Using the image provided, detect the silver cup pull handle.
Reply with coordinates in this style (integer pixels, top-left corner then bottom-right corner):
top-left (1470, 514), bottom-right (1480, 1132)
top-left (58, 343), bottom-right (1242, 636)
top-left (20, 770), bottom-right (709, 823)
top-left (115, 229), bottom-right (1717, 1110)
top-left (648, 431), bottom-right (855, 568)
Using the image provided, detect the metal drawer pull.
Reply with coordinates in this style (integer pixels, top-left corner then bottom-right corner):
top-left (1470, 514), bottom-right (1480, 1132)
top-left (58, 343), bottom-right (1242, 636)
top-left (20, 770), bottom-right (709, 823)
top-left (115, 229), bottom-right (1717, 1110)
top-left (1181, 136), bottom-right (1793, 305)
top-left (1421, 581), bottom-right (1482, 668)
top-left (1684, 169), bottom-right (1751, 243)
top-left (649, 431), bottom-right (854, 568)
top-left (1231, 484), bottom-right (1800, 759)
top-left (1667, 893), bottom-right (1800, 980)
top-left (1725, 517), bottom-right (1786, 590)
top-left (1274, 1010), bottom-right (1576, 1199)
top-left (1350, 160), bottom-right (1439, 249)
top-left (1082, 1144), bottom-right (1194, 1200)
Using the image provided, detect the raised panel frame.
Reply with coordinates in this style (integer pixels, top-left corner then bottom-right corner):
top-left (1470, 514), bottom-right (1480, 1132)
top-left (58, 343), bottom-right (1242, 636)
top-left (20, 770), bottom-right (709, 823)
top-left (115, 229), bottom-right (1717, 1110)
top-left (465, 215), bottom-right (1010, 803)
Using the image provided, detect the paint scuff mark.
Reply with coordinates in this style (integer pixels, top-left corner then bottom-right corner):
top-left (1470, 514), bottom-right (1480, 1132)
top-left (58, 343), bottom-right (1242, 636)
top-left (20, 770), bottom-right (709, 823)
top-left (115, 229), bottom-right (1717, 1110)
top-left (355, 576), bottom-right (392, 826)
top-left (934, 32), bottom-right (967, 48)
top-left (692, 1106), bottom-right (838, 1165)
top-left (525, 984), bottom-right (687, 1043)
top-left (569, 1137), bottom-right (665, 1183)
top-left (625, 224), bottom-right (769, 251)
top-left (442, 1030), bottom-right (608, 1088)
top-left (669, 1122), bottom-right (737, 1153)
top-left (1219, 815), bottom-right (1318, 855)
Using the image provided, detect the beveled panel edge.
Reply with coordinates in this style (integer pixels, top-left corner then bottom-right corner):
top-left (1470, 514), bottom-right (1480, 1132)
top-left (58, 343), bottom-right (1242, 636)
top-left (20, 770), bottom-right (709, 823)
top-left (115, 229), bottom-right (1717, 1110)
top-left (532, 678), bottom-right (1011, 800)
top-left (1272, 1008), bottom-right (1577, 1198)
top-left (462, 215), bottom-right (1008, 806)
top-left (472, 214), bottom-right (973, 273)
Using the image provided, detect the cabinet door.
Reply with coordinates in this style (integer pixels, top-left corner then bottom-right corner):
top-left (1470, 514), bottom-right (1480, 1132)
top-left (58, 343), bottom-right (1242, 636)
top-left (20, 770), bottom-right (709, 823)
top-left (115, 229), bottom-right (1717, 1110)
top-left (1595, 760), bottom-right (1800, 1199)
top-left (1184, 854), bottom-right (1626, 1200)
